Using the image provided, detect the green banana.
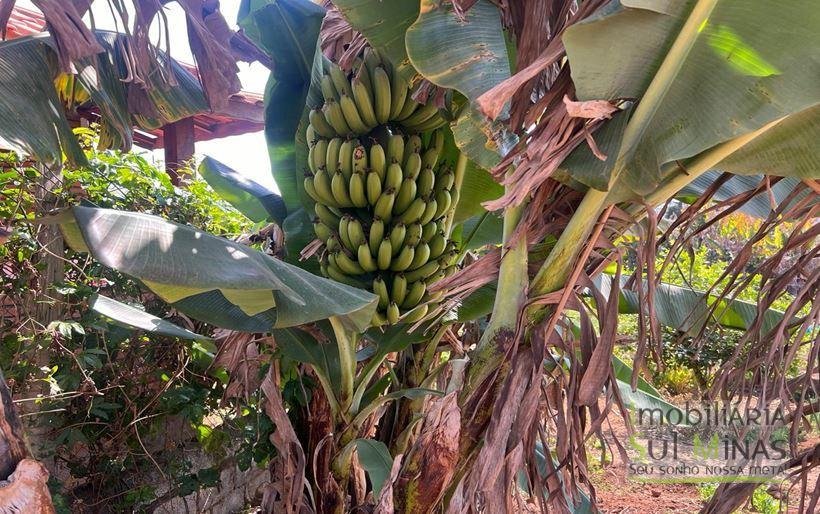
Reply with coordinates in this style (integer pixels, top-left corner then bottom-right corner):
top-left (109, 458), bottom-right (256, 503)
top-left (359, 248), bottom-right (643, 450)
top-left (424, 269), bottom-right (447, 286)
top-left (436, 170), bottom-right (454, 191)
top-left (386, 302), bottom-right (400, 325)
top-left (325, 138), bottom-right (342, 174)
top-left (307, 144), bottom-right (317, 174)
top-left (335, 250), bottom-right (366, 275)
top-left (404, 135), bottom-right (422, 157)
top-left (417, 166), bottom-right (435, 197)
top-left (421, 148), bottom-right (439, 171)
top-left (390, 245), bottom-right (414, 271)
top-left (404, 223), bottom-right (423, 248)
top-left (434, 189), bottom-right (452, 218)
top-left (373, 277), bottom-right (390, 309)
top-left (444, 265), bottom-right (458, 277)
top-left (330, 64), bottom-right (353, 98)
top-left (338, 139), bottom-right (355, 179)
top-left (428, 233), bottom-right (447, 259)
top-left (340, 93), bottom-right (370, 134)
top-left (313, 168), bottom-right (338, 207)
top-left (358, 243), bottom-right (377, 272)
top-left (405, 261), bottom-right (440, 283)
top-left (431, 129), bottom-right (445, 155)
top-left (401, 303), bottom-right (428, 323)
top-left (385, 162), bottom-right (403, 191)
top-left (326, 234), bottom-right (341, 252)
top-left (389, 66), bottom-right (409, 119)
top-left (363, 47), bottom-right (383, 77)
top-left (394, 178), bottom-right (417, 214)
top-left (349, 172), bottom-right (367, 208)
top-left (386, 134), bottom-right (404, 165)
top-left (396, 96), bottom-right (419, 121)
top-left (304, 175), bottom-right (322, 204)
top-left (373, 188), bottom-right (396, 222)
top-left (347, 217), bottom-right (367, 249)
top-left (331, 170), bottom-right (353, 207)
top-left (352, 76), bottom-right (378, 128)
top-left (312, 138), bottom-right (328, 171)
top-left (377, 239), bottom-right (392, 270)
top-left (305, 122), bottom-right (316, 146)
top-left (326, 263), bottom-right (367, 288)
top-left (352, 144), bottom-right (368, 174)
top-left (372, 66), bottom-right (392, 124)
top-left (320, 74), bottom-right (339, 103)
top-left (354, 60), bottom-right (373, 93)
top-left (403, 151), bottom-right (422, 180)
top-left (323, 100), bottom-right (351, 136)
top-left (421, 221), bottom-right (438, 242)
top-left (420, 198), bottom-right (438, 225)
top-left (391, 273), bottom-right (407, 305)
top-left (315, 202), bottom-right (340, 228)
top-left (366, 171), bottom-right (382, 206)
top-left (338, 216), bottom-right (353, 251)
top-left (399, 197), bottom-right (426, 225)
top-left (370, 143), bottom-right (387, 180)
top-left (401, 281), bottom-right (426, 309)
top-left (369, 217), bottom-right (384, 255)
top-left (389, 223), bottom-right (406, 254)
top-left (412, 114), bottom-right (447, 132)
top-left (401, 102), bottom-right (439, 127)
top-left (313, 220), bottom-right (333, 242)
top-left (371, 311), bottom-right (388, 327)
top-left (310, 109), bottom-right (336, 138)
top-left (410, 242), bottom-right (430, 269)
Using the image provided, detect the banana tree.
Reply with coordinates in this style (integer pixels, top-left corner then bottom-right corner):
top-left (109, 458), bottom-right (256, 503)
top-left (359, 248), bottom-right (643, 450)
top-left (5, 0), bottom-right (820, 513)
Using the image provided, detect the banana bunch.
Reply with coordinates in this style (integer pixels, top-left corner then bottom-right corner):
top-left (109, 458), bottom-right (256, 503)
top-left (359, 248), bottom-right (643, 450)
top-left (305, 125), bottom-right (459, 326)
top-left (308, 48), bottom-right (447, 137)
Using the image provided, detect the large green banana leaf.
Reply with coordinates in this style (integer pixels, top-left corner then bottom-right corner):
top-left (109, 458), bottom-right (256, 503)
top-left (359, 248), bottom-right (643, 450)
top-left (52, 205), bottom-right (377, 332)
top-left (238, 0), bottom-right (326, 214)
top-left (89, 293), bottom-right (209, 340)
top-left (562, 0), bottom-right (820, 197)
top-left (198, 156), bottom-right (286, 224)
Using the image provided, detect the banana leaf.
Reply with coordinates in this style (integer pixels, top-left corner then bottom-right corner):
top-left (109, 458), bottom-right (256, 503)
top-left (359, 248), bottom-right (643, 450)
top-left (51, 205), bottom-right (378, 332)
top-left (89, 293), bottom-right (209, 340)
top-left (198, 156), bottom-right (286, 224)
top-left (562, 0), bottom-right (820, 196)
top-left (238, 0), bottom-right (326, 214)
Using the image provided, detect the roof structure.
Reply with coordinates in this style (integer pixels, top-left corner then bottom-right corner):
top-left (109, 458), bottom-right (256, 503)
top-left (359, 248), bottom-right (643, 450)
top-left (4, 6), bottom-right (265, 151)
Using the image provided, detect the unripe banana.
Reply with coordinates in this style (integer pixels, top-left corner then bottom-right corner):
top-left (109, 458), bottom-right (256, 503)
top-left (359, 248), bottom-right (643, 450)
top-left (434, 189), bottom-right (452, 218)
top-left (363, 47), bottom-right (382, 75)
top-left (306, 123), bottom-right (317, 146)
top-left (315, 202), bottom-right (340, 228)
top-left (396, 96), bottom-right (419, 121)
top-left (420, 198), bottom-right (438, 225)
top-left (403, 151), bottom-right (422, 180)
top-left (431, 129), bottom-right (445, 155)
top-left (386, 302), bottom-right (400, 325)
top-left (417, 166), bottom-right (435, 197)
top-left (410, 242), bottom-right (430, 269)
top-left (389, 66), bottom-right (409, 119)
top-left (404, 260), bottom-right (440, 283)
top-left (444, 265), bottom-right (458, 277)
top-left (320, 74), bottom-right (339, 103)
top-left (331, 170), bottom-right (353, 207)
top-left (326, 234), bottom-right (341, 252)
top-left (428, 233), bottom-right (447, 259)
top-left (310, 109), bottom-right (336, 138)
top-left (386, 135), bottom-right (404, 165)
top-left (373, 187), bottom-right (396, 222)
top-left (352, 144), bottom-right (368, 174)
top-left (389, 223), bottom-right (406, 254)
top-left (394, 178), bottom-right (417, 214)
top-left (424, 269), bottom-right (447, 286)
top-left (352, 77), bottom-right (378, 128)
top-left (338, 216), bottom-right (353, 251)
top-left (346, 218), bottom-right (366, 249)
top-left (308, 144), bottom-right (317, 174)
top-left (326, 263), bottom-right (367, 288)
top-left (436, 170), bottom-right (455, 191)
top-left (325, 138), bottom-right (342, 174)
top-left (401, 102), bottom-right (439, 127)
top-left (373, 276), bottom-right (390, 309)
top-left (401, 303), bottom-right (428, 323)
top-left (313, 220), bottom-right (333, 242)
top-left (377, 239), bottom-right (392, 270)
top-left (401, 281), bottom-right (426, 309)
top-left (404, 135), bottom-right (422, 157)
top-left (385, 162), bottom-right (403, 191)
top-left (391, 273), bottom-right (408, 305)
top-left (349, 172), bottom-right (367, 208)
top-left (369, 217), bottom-right (384, 255)
top-left (358, 243), bottom-right (377, 272)
top-left (412, 113), bottom-right (448, 132)
top-left (330, 64), bottom-right (353, 98)
top-left (339, 139), bottom-right (355, 179)
top-left (335, 249), bottom-right (366, 275)
top-left (421, 222), bottom-right (438, 242)
top-left (450, 189), bottom-right (460, 213)
top-left (404, 223), bottom-right (423, 247)
top-left (313, 168), bottom-right (338, 207)
top-left (399, 197), bottom-right (426, 225)
top-left (340, 93), bottom-right (370, 134)
top-left (371, 311), bottom-right (388, 327)
top-left (304, 175), bottom-right (322, 204)
top-left (372, 66), bottom-right (392, 124)
top-left (370, 144), bottom-right (387, 180)
top-left (366, 171), bottom-right (382, 206)
top-left (421, 147), bottom-right (439, 171)
top-left (355, 59), bottom-right (373, 91)
top-left (390, 245), bottom-right (414, 271)
top-left (323, 100), bottom-right (351, 136)
top-left (312, 138), bottom-right (328, 171)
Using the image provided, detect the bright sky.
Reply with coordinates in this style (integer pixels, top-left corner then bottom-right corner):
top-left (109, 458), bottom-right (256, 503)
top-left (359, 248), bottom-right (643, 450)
top-left (18, 0), bottom-right (277, 191)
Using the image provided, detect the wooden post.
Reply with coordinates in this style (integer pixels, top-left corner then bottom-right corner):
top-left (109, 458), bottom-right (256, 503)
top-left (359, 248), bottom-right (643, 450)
top-left (163, 117), bottom-right (196, 185)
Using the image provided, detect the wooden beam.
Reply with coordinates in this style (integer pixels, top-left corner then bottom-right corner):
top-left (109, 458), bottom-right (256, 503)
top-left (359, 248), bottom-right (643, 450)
top-left (163, 117), bottom-right (196, 185)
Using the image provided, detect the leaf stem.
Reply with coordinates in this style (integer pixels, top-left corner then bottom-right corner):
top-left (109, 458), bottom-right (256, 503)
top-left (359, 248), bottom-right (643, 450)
top-left (329, 316), bottom-right (357, 413)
